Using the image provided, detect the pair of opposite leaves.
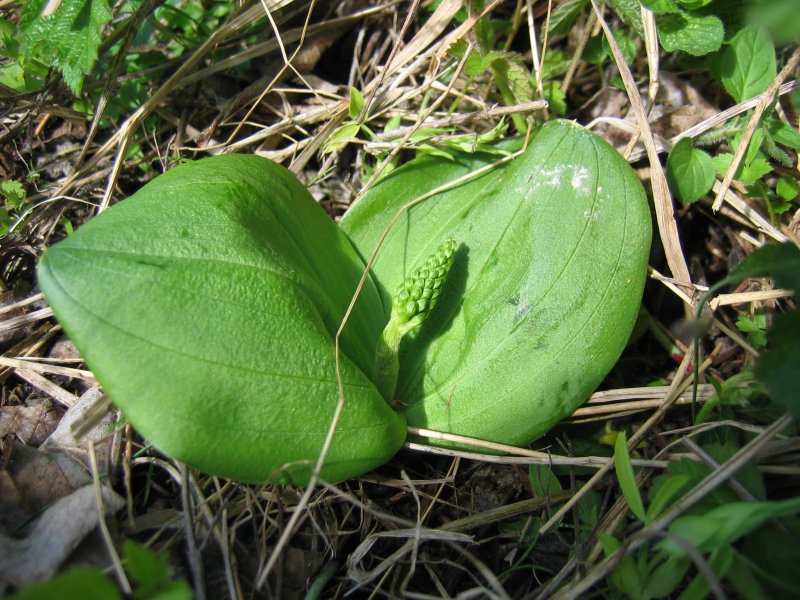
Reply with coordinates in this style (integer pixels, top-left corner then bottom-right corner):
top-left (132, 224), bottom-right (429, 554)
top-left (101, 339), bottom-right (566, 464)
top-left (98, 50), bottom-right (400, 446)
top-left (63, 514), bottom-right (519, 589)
top-left (38, 121), bottom-right (652, 484)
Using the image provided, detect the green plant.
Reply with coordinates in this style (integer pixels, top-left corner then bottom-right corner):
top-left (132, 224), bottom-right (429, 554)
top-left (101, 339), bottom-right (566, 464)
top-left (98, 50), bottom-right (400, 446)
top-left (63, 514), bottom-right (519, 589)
top-left (550, 0), bottom-right (798, 214)
top-left (11, 541), bottom-right (191, 600)
top-left (1, 0), bottom-right (113, 94)
top-left (37, 120), bottom-right (651, 484)
top-left (0, 178), bottom-right (29, 235)
top-left (596, 243), bottom-right (800, 598)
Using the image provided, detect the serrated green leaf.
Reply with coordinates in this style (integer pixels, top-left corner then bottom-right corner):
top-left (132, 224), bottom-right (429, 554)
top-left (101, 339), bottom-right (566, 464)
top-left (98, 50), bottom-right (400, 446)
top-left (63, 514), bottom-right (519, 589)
top-left (447, 38), bottom-right (468, 59)
top-left (540, 49), bottom-right (572, 81)
top-left (342, 121), bottom-right (652, 453)
top-left (1, 179), bottom-right (26, 207)
top-left (735, 315), bottom-right (759, 333)
top-left (666, 138), bottom-right (716, 203)
top-left (720, 27), bottom-right (777, 103)
top-left (348, 87), bottom-right (365, 120)
top-left (642, 0), bottom-right (681, 13)
top-left (19, 0), bottom-right (113, 94)
top-left (658, 12), bottom-right (724, 56)
top-left (614, 431), bottom-right (647, 521)
top-left (677, 0), bottom-right (712, 7)
top-left (739, 158), bottom-right (772, 185)
top-left (38, 155), bottom-right (406, 484)
top-left (736, 315), bottom-right (767, 347)
top-left (776, 176), bottom-right (800, 201)
top-left (548, 0), bottom-right (588, 35)
top-left (543, 81), bottom-right (566, 115)
top-left (492, 53), bottom-right (535, 104)
top-left (606, 0), bottom-right (645, 35)
top-left (712, 152), bottom-right (733, 177)
top-left (662, 496), bottom-right (800, 556)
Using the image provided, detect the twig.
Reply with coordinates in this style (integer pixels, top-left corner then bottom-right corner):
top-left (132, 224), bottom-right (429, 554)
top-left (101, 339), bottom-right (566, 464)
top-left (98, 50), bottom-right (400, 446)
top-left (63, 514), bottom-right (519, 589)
top-left (180, 464), bottom-right (206, 600)
top-left (89, 441), bottom-right (131, 595)
top-left (591, 0), bottom-right (694, 303)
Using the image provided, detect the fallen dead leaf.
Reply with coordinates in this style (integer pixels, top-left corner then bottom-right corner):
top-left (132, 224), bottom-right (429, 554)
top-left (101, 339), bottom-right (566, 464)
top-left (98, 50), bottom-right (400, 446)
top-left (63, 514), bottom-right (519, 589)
top-left (1, 442), bottom-right (89, 521)
top-left (0, 484), bottom-right (124, 587)
top-left (0, 399), bottom-right (60, 446)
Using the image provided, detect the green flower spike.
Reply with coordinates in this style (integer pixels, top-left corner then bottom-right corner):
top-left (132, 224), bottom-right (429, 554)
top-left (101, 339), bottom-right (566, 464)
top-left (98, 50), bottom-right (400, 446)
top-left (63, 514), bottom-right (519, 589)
top-left (374, 238), bottom-right (457, 405)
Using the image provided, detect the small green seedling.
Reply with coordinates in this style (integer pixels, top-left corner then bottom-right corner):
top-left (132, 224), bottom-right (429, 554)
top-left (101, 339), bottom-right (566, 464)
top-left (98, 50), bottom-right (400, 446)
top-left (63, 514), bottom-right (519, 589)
top-left (38, 120), bottom-right (652, 484)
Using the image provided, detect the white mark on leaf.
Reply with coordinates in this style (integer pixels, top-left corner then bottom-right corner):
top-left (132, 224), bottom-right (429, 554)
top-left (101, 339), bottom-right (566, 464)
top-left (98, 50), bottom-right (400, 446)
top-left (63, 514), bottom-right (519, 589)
top-left (571, 166), bottom-right (590, 193)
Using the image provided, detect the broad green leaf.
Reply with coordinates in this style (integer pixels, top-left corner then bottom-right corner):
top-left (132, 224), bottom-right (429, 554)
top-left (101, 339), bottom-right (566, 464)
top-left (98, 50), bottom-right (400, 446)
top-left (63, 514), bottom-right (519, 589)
top-left (614, 431), bottom-right (647, 521)
top-left (658, 12), bottom-right (724, 56)
top-left (666, 138), bottom-right (716, 203)
top-left (341, 121), bottom-right (651, 449)
top-left (720, 27), bottom-right (777, 103)
top-left (19, 0), bottom-right (112, 94)
top-left (38, 156), bottom-right (406, 484)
